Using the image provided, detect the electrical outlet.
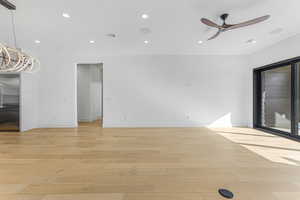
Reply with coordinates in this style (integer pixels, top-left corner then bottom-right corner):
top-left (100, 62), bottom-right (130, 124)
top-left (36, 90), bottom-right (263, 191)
top-left (186, 115), bottom-right (191, 120)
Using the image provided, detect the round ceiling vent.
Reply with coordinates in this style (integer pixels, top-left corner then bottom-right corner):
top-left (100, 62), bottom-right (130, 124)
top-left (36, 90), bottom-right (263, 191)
top-left (246, 39), bottom-right (257, 44)
top-left (139, 27), bottom-right (152, 35)
top-left (269, 28), bottom-right (283, 35)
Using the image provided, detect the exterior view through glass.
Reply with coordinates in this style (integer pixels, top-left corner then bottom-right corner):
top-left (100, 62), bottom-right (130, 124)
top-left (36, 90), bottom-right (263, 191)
top-left (254, 59), bottom-right (300, 141)
top-left (261, 66), bottom-right (292, 133)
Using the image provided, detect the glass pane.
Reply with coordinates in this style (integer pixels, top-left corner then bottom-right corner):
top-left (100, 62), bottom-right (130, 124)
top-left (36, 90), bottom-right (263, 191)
top-left (0, 74), bottom-right (20, 131)
top-left (298, 93), bottom-right (300, 136)
top-left (298, 65), bottom-right (300, 136)
top-left (261, 66), bottom-right (291, 133)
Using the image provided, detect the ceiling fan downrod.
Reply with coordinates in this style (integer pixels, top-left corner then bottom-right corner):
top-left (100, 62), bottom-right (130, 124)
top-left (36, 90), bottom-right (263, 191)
top-left (220, 13), bottom-right (229, 24)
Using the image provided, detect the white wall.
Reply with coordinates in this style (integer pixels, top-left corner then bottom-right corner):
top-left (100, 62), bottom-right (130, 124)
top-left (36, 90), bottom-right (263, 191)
top-left (103, 55), bottom-right (250, 127)
top-left (248, 34), bottom-right (300, 127)
top-left (249, 34), bottom-right (300, 67)
top-left (25, 35), bottom-right (300, 129)
top-left (35, 53), bottom-right (251, 128)
top-left (20, 73), bottom-right (38, 131)
top-left (37, 52), bottom-right (78, 128)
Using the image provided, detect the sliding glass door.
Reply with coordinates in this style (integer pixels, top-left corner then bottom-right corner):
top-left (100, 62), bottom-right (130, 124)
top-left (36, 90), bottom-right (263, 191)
top-left (298, 90), bottom-right (300, 136)
top-left (296, 62), bottom-right (300, 136)
top-left (261, 65), bottom-right (292, 133)
top-left (254, 59), bottom-right (300, 140)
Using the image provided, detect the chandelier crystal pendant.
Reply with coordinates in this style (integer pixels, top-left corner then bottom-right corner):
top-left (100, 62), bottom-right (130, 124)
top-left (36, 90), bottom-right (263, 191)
top-left (0, 0), bottom-right (40, 73)
top-left (0, 43), bottom-right (40, 73)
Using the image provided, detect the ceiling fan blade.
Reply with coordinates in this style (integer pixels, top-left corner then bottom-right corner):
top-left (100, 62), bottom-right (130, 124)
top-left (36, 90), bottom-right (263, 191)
top-left (225, 15), bottom-right (270, 31)
top-left (201, 18), bottom-right (220, 28)
top-left (208, 30), bottom-right (221, 40)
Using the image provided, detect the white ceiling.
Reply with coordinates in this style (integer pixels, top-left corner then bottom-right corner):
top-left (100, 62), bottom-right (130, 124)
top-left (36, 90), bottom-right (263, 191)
top-left (1, 0), bottom-right (300, 56)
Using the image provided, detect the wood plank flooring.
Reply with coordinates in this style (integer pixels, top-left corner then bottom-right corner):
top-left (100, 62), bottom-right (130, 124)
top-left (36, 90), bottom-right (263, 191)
top-left (0, 122), bottom-right (300, 200)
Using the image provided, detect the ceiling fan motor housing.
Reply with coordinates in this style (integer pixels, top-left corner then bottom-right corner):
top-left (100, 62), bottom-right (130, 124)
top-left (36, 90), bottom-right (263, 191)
top-left (221, 13), bottom-right (229, 21)
top-left (221, 13), bottom-right (229, 25)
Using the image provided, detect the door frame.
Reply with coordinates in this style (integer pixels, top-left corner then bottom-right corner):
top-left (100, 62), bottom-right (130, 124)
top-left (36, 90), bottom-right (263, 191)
top-left (253, 56), bottom-right (300, 141)
top-left (75, 63), bottom-right (104, 126)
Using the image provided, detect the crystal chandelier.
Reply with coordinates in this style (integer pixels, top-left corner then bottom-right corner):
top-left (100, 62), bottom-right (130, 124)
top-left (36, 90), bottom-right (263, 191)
top-left (0, 0), bottom-right (40, 73)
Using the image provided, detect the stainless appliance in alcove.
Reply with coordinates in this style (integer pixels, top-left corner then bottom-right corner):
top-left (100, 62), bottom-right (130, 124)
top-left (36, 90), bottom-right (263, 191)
top-left (0, 74), bottom-right (20, 131)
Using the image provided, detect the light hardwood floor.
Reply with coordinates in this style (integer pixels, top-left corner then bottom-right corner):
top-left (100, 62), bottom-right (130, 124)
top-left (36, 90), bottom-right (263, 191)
top-left (0, 122), bottom-right (300, 200)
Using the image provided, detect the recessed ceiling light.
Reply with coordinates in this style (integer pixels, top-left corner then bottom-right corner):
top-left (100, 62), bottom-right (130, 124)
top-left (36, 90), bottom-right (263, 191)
top-left (62, 13), bottom-right (71, 18)
top-left (144, 40), bottom-right (149, 44)
top-left (247, 39), bottom-right (257, 44)
top-left (142, 14), bottom-right (149, 19)
top-left (89, 40), bottom-right (95, 44)
top-left (197, 40), bottom-right (203, 44)
top-left (34, 40), bottom-right (41, 44)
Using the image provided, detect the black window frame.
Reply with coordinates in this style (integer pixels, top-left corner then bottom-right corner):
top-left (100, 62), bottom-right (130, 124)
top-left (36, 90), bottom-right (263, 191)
top-left (253, 56), bottom-right (300, 142)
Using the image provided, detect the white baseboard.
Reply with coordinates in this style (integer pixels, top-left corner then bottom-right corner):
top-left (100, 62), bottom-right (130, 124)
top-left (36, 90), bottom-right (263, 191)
top-left (37, 121), bottom-right (249, 129)
top-left (103, 121), bottom-right (249, 128)
top-left (38, 121), bottom-right (78, 128)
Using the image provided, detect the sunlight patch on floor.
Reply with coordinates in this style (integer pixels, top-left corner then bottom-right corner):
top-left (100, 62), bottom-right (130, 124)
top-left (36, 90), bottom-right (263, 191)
top-left (211, 128), bottom-right (300, 166)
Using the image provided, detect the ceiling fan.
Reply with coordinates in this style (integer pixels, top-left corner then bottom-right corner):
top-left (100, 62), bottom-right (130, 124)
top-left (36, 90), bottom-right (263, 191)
top-left (201, 13), bottom-right (270, 40)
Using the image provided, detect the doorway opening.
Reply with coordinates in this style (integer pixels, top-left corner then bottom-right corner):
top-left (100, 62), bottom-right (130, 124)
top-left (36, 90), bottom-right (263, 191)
top-left (77, 63), bottom-right (103, 127)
